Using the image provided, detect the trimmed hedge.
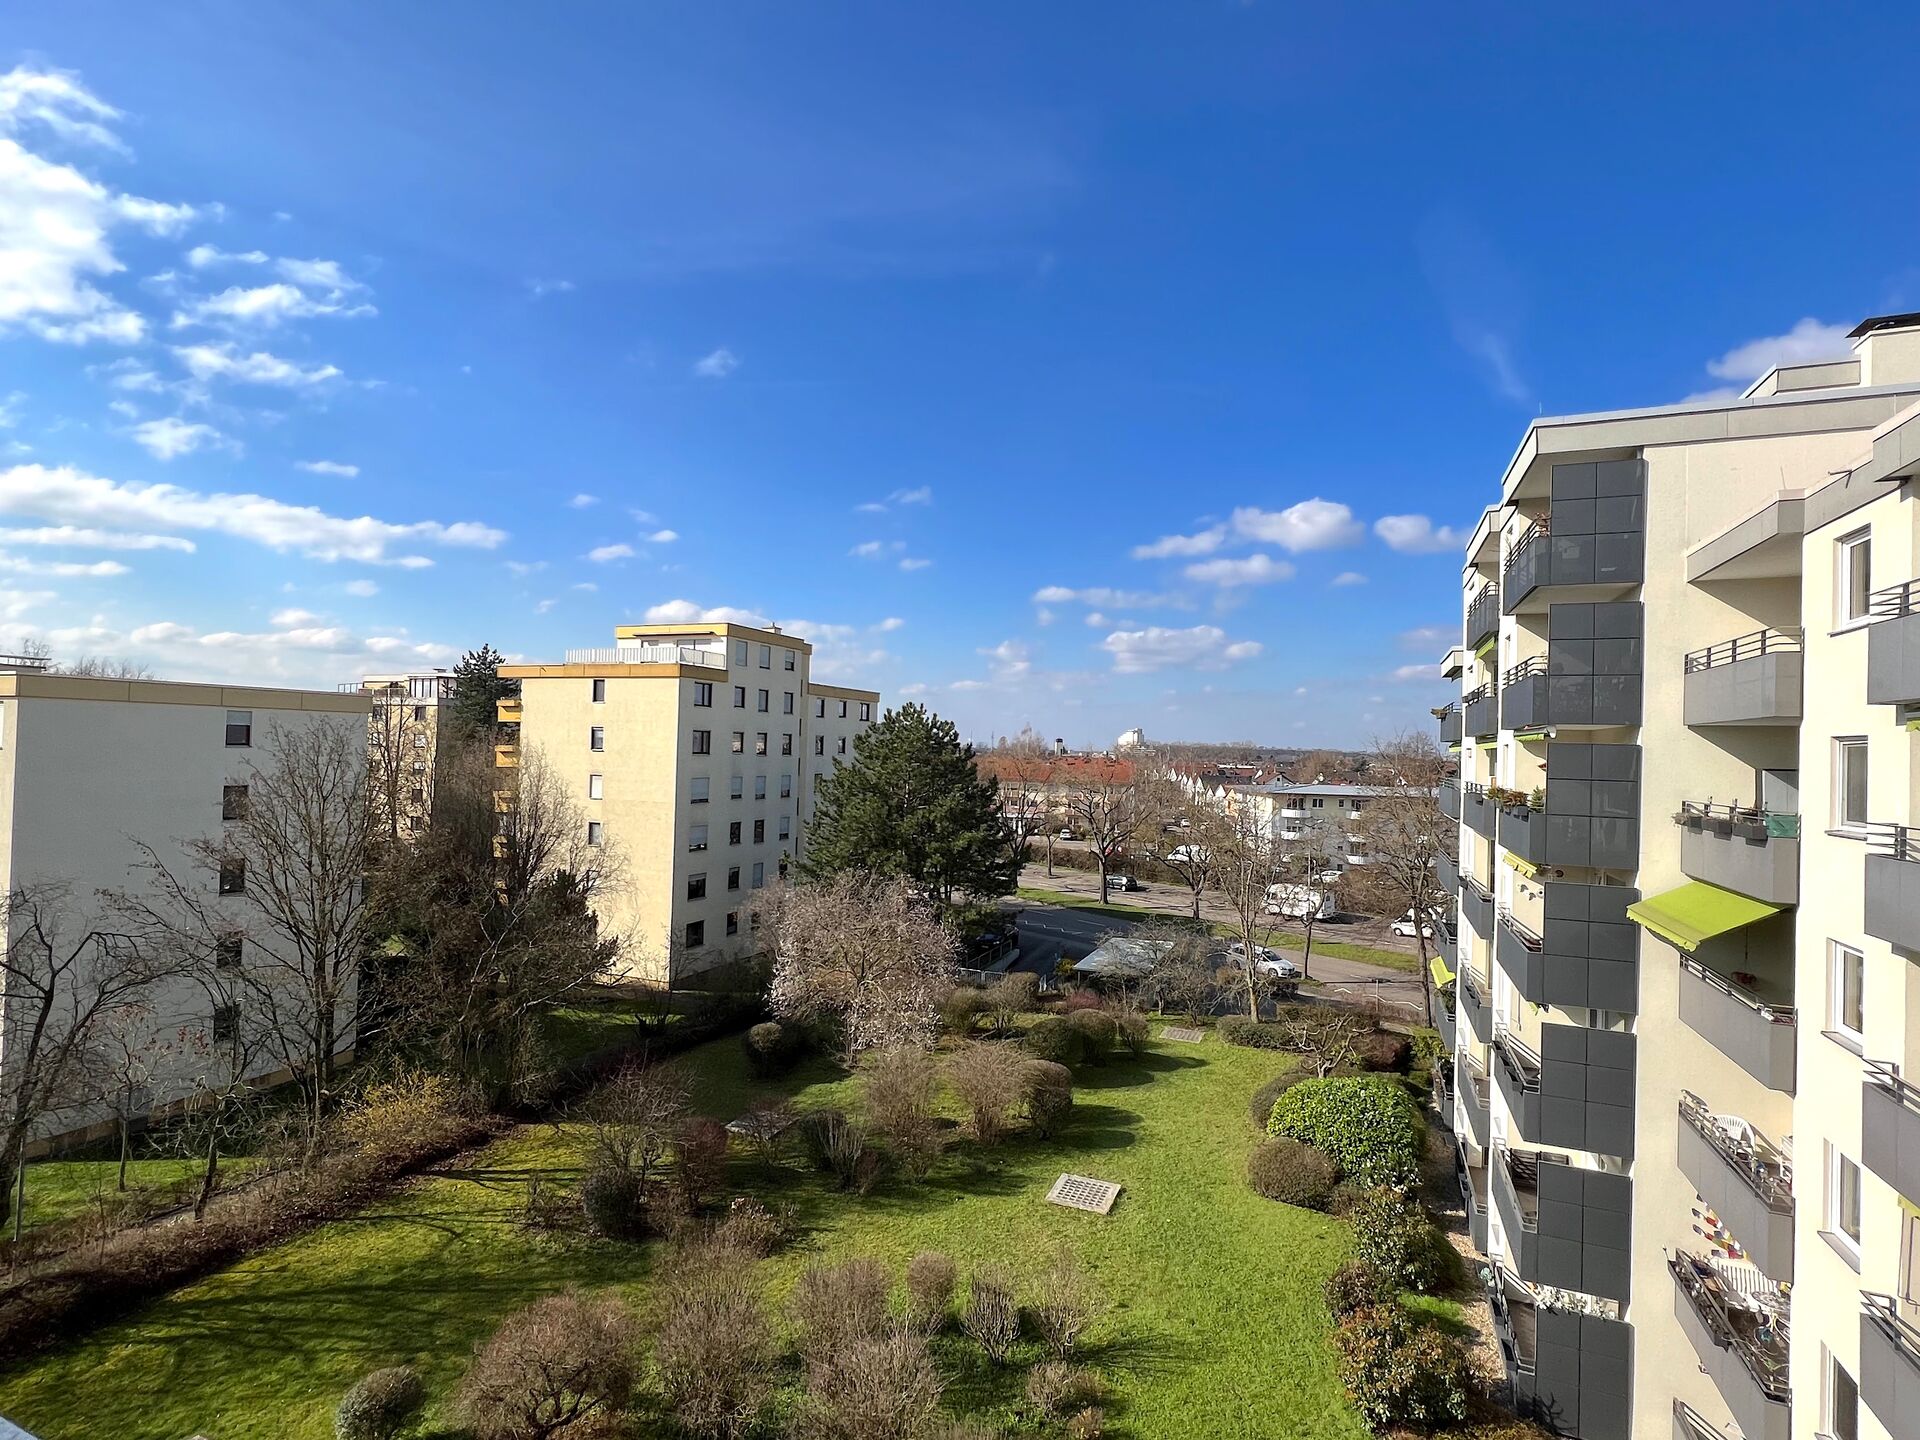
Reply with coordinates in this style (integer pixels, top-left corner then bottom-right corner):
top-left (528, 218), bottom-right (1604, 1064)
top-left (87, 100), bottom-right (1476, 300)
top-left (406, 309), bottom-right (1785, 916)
top-left (1217, 1015), bottom-right (1291, 1050)
top-left (1266, 1074), bottom-right (1424, 1189)
top-left (1023, 1017), bottom-right (1086, 1068)
top-left (1246, 1138), bottom-right (1340, 1208)
top-left (334, 1365), bottom-right (425, 1440)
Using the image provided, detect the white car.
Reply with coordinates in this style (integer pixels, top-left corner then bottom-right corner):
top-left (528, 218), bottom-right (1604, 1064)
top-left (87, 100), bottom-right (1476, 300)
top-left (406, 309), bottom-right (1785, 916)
top-left (1226, 941), bottom-right (1301, 979)
top-left (1391, 916), bottom-right (1438, 939)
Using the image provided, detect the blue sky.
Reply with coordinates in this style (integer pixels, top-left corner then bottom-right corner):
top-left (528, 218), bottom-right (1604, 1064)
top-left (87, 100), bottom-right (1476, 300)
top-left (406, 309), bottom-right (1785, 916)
top-left (2, 4), bottom-right (1916, 746)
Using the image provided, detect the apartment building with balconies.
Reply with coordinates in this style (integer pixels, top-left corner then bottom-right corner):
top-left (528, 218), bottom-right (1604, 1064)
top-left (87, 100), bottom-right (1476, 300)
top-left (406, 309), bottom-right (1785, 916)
top-left (1433, 313), bottom-right (1920, 1440)
top-left (499, 623), bottom-right (878, 985)
top-left (347, 668), bottom-right (454, 839)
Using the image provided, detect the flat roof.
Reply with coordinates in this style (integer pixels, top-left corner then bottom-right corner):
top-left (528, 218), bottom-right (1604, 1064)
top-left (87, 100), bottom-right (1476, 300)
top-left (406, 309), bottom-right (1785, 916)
top-left (612, 621), bottom-right (813, 653)
top-left (807, 682), bottom-right (881, 702)
top-left (0, 672), bottom-right (370, 712)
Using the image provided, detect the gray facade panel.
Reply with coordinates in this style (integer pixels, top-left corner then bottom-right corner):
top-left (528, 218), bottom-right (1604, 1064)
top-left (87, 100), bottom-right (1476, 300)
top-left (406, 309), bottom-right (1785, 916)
top-left (1867, 610), bottom-right (1920, 707)
top-left (1545, 743), bottom-right (1642, 871)
top-left (1861, 1302), bottom-right (1920, 1440)
top-left (1684, 651), bottom-right (1804, 727)
top-left (1525, 1307), bottom-right (1634, 1440)
top-left (1679, 825), bottom-right (1800, 906)
top-left (1676, 962), bottom-right (1797, 1094)
top-left (1671, 1270), bottom-right (1790, 1440)
top-left (1866, 854), bottom-right (1920, 955)
top-left (1863, 1078), bottom-right (1920, 1209)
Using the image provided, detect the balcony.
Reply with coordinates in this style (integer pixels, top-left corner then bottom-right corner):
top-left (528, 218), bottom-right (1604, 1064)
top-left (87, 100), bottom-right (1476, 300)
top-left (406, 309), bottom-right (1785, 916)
top-left (1459, 966), bottom-right (1493, 1044)
top-left (1676, 1091), bottom-right (1794, 1285)
top-left (1675, 802), bottom-right (1800, 906)
top-left (1500, 656), bottom-right (1550, 733)
top-left (493, 742), bottom-right (520, 769)
top-left (1491, 1146), bottom-right (1632, 1303)
top-left (1441, 645), bottom-right (1468, 681)
top-left (1493, 1025), bottom-right (1635, 1160)
top-left (1668, 1254), bottom-right (1789, 1440)
top-left (1468, 587), bottom-right (1500, 650)
top-left (1436, 702), bottom-right (1463, 747)
top-left (1491, 1274), bottom-right (1635, 1440)
top-left (1461, 877), bottom-right (1495, 938)
top-left (1863, 1061), bottom-right (1920, 1208)
top-left (1868, 579), bottom-right (1920, 706)
top-left (496, 696), bottom-right (523, 724)
top-left (1865, 824), bottom-right (1920, 954)
top-left (1495, 883), bottom-right (1640, 1013)
top-left (1437, 850), bottom-right (1460, 896)
top-left (1439, 778), bottom-right (1461, 822)
top-left (1677, 956), bottom-right (1796, 1094)
top-left (1498, 602), bottom-right (1644, 731)
top-left (1458, 1143), bottom-right (1489, 1250)
top-left (1502, 460), bottom-right (1648, 616)
top-left (1861, 1293), bottom-right (1920, 1440)
top-left (1433, 990), bottom-right (1457, 1054)
top-left (1540, 742), bottom-right (1641, 871)
top-left (1499, 800), bottom-right (1547, 866)
top-left (492, 788), bottom-right (514, 814)
top-left (1462, 781), bottom-right (1498, 838)
top-left (1460, 1056), bottom-right (1492, 1150)
top-left (1683, 629), bottom-right (1803, 726)
top-left (1464, 683), bottom-right (1498, 740)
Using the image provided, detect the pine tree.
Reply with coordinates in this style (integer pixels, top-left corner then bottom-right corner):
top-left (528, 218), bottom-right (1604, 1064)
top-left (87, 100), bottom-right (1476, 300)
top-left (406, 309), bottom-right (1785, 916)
top-left (445, 645), bottom-right (519, 742)
top-left (800, 703), bottom-right (1018, 905)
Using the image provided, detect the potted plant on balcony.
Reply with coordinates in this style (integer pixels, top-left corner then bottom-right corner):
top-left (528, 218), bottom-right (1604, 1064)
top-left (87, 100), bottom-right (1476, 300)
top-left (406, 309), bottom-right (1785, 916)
top-left (1486, 784), bottom-right (1531, 812)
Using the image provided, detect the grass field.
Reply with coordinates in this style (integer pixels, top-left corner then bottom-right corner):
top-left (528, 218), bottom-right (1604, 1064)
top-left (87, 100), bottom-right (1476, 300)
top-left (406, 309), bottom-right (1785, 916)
top-left (1016, 885), bottom-right (1419, 972)
top-left (0, 1028), bottom-right (1373, 1440)
top-left (15, 1154), bottom-right (274, 1239)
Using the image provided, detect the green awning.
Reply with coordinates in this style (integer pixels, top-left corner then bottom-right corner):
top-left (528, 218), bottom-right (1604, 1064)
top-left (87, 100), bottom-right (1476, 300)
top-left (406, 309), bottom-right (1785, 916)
top-left (1513, 729), bottom-right (1548, 742)
top-left (1626, 882), bottom-right (1783, 953)
top-left (1474, 636), bottom-right (1497, 659)
top-left (1429, 954), bottom-right (1455, 987)
top-left (1502, 850), bottom-right (1539, 878)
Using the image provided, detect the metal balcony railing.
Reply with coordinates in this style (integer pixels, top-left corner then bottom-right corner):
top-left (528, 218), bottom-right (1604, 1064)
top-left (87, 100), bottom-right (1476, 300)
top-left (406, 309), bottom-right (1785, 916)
top-left (1683, 627), bottom-right (1803, 674)
top-left (1863, 1291), bottom-right (1920, 1366)
top-left (563, 644), bottom-right (729, 669)
top-left (1500, 909), bottom-right (1544, 953)
top-left (1501, 655), bottom-right (1547, 689)
top-left (1668, 1254), bottom-right (1791, 1401)
top-left (1678, 954), bottom-right (1796, 1027)
top-left (1673, 800), bottom-right (1801, 840)
top-left (1869, 579), bottom-right (1920, 622)
top-left (1678, 1091), bottom-right (1793, 1212)
top-left (1493, 1029), bottom-right (1542, 1095)
top-left (1462, 683), bottom-right (1492, 707)
top-left (1866, 822), bottom-right (1920, 863)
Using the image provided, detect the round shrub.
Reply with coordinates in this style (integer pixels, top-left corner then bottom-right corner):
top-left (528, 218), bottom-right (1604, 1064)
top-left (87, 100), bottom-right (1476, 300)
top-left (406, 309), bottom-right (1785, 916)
top-left (1020, 1060), bottom-right (1075, 1139)
top-left (1113, 1010), bottom-right (1149, 1058)
top-left (1064, 1009), bottom-right (1117, 1063)
top-left (1023, 1016), bottom-right (1086, 1068)
top-left (1323, 1260), bottom-right (1389, 1319)
top-left (940, 986), bottom-right (987, 1036)
top-left (1246, 1137), bottom-right (1340, 1208)
top-left (1218, 1015), bottom-right (1290, 1050)
top-left (1248, 1069), bottom-right (1308, 1128)
top-left (1334, 1304), bottom-right (1473, 1433)
top-left (1065, 1406), bottom-right (1107, 1440)
top-left (1353, 1030), bottom-right (1412, 1074)
top-left (579, 1165), bottom-right (650, 1241)
top-left (743, 1021), bottom-right (802, 1078)
top-left (1266, 1075), bottom-right (1425, 1189)
top-left (1349, 1187), bottom-right (1454, 1294)
top-left (1027, 1361), bottom-right (1107, 1418)
top-left (335, 1365), bottom-right (425, 1440)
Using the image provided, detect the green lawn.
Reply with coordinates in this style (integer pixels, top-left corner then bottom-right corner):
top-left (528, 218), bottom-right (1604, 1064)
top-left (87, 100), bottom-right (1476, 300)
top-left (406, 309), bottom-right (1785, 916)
top-left (0, 1029), bottom-right (1370, 1440)
top-left (1017, 885), bottom-right (1419, 972)
top-left (540, 994), bottom-right (679, 1066)
top-left (15, 1154), bottom-right (270, 1238)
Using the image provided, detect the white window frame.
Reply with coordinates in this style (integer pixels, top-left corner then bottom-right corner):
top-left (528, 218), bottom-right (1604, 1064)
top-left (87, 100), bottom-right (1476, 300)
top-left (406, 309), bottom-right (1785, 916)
top-left (1827, 1144), bottom-right (1863, 1261)
top-left (588, 773), bottom-right (604, 801)
top-left (589, 726), bottom-right (605, 753)
top-left (1829, 940), bottom-right (1864, 1044)
top-left (1834, 736), bottom-right (1869, 833)
top-left (591, 677), bottom-right (606, 704)
top-left (1825, 1346), bottom-right (1860, 1440)
top-left (586, 821), bottom-right (603, 847)
top-left (1837, 527), bottom-right (1873, 627)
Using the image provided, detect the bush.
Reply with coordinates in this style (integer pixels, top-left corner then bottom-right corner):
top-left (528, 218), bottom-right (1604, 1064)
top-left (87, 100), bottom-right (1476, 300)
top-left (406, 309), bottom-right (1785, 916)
top-left (963, 1262), bottom-right (1021, 1364)
top-left (1217, 1015), bottom-right (1291, 1050)
top-left (792, 1257), bottom-right (892, 1363)
top-left (948, 1043), bottom-right (1028, 1145)
top-left (655, 1253), bottom-right (775, 1439)
top-left (1020, 1060), bottom-right (1075, 1139)
top-left (1246, 1137), bottom-right (1340, 1209)
top-left (1248, 1069), bottom-right (1308, 1128)
top-left (1022, 1016), bottom-right (1086, 1068)
top-left (940, 986), bottom-right (987, 1036)
top-left (866, 1046), bottom-right (944, 1180)
top-left (340, 1072), bottom-right (466, 1159)
top-left (1113, 1010), bottom-right (1149, 1059)
top-left (1353, 1030), bottom-right (1412, 1074)
top-left (804, 1331), bottom-right (945, 1440)
top-left (334, 1365), bottom-right (425, 1440)
top-left (1350, 1188), bottom-right (1453, 1294)
top-left (1029, 1252), bottom-right (1097, 1359)
top-left (1327, 1179), bottom-right (1372, 1217)
top-left (1323, 1260), bottom-right (1389, 1319)
top-left (1065, 1009), bottom-right (1118, 1063)
top-left (1408, 1026), bottom-right (1447, 1073)
top-left (905, 1251), bottom-right (957, 1334)
top-left (1026, 1361), bottom-right (1107, 1417)
top-left (1061, 989), bottom-right (1105, 1013)
top-left (991, 972), bottom-right (1041, 1031)
top-left (743, 1021), bottom-right (802, 1078)
top-left (797, 1109), bottom-right (885, 1193)
top-left (1267, 1075), bottom-right (1425, 1189)
top-left (1065, 1407), bottom-right (1107, 1440)
top-left (456, 1292), bottom-right (639, 1440)
top-left (674, 1117), bottom-right (731, 1211)
top-left (580, 1165), bottom-right (650, 1241)
top-left (1334, 1305), bottom-right (1474, 1433)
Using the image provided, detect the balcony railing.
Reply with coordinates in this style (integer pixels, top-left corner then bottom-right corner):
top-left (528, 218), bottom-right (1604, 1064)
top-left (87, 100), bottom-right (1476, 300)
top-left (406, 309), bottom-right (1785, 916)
top-left (1494, 1023), bottom-right (1636, 1159)
top-left (1492, 1144), bottom-right (1633, 1304)
top-left (1435, 702), bottom-right (1463, 746)
top-left (1870, 578), bottom-right (1920, 622)
top-left (1456, 1143), bottom-right (1489, 1252)
top-left (1677, 1092), bottom-right (1792, 1210)
top-left (1677, 1090), bottom-right (1794, 1284)
top-left (1438, 778), bottom-right (1461, 822)
top-left (1498, 882), bottom-right (1640, 1013)
top-left (1865, 824), bottom-right (1920, 954)
top-left (1674, 801), bottom-right (1801, 906)
top-left (1863, 1060), bottom-right (1920, 1208)
top-left (1861, 1292), bottom-right (1920, 1439)
top-left (1677, 955), bottom-right (1796, 1094)
top-left (1461, 876), bottom-right (1495, 937)
top-left (1459, 966), bottom-right (1492, 1043)
top-left (1461, 780), bottom-right (1497, 837)
top-left (1669, 1253), bottom-right (1790, 1440)
top-left (1463, 683), bottom-right (1498, 738)
top-left (563, 644), bottom-right (729, 669)
top-left (1683, 627), bottom-right (1803, 674)
top-left (1868, 579), bottom-right (1920, 706)
top-left (1459, 1054), bottom-right (1492, 1150)
top-left (1468, 589), bottom-right (1500, 649)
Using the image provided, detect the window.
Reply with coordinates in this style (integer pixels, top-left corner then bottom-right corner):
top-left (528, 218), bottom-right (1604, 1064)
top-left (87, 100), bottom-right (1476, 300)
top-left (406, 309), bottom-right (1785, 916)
top-left (730, 775), bottom-right (744, 800)
top-left (1828, 1145), bottom-right (1864, 1259)
top-left (731, 731), bottom-right (745, 754)
top-left (751, 861), bottom-right (765, 888)
top-left (753, 818), bottom-right (765, 843)
top-left (727, 866), bottom-right (741, 891)
top-left (215, 933), bottom-right (243, 970)
top-left (733, 685), bottom-right (747, 707)
top-left (859, 702), bottom-right (872, 722)
top-left (755, 732), bottom-right (768, 756)
top-left (690, 776), bottom-right (710, 804)
top-left (1830, 941), bottom-right (1865, 1042)
top-left (815, 735), bottom-right (825, 756)
top-left (222, 783), bottom-right (249, 821)
top-left (688, 823), bottom-right (709, 852)
top-left (783, 691), bottom-right (794, 715)
top-left (1835, 737), bottom-right (1869, 830)
top-left (783, 650), bottom-right (796, 671)
top-left (1838, 527), bottom-right (1873, 625)
top-left (837, 737), bottom-right (847, 755)
top-left (781, 774), bottom-right (792, 799)
top-left (779, 816), bottom-right (790, 841)
top-left (693, 682), bottom-right (713, 708)
top-left (413, 703), bottom-right (428, 722)
top-left (734, 640), bottom-right (749, 664)
top-left (1826, 1349), bottom-right (1860, 1440)
top-left (218, 857), bottom-right (246, 895)
top-left (839, 700), bottom-right (848, 718)
top-left (813, 772), bottom-right (822, 792)
top-left (754, 775), bottom-right (767, 800)
top-left (588, 773), bottom-right (604, 800)
top-left (413, 734), bottom-right (429, 748)
top-left (1312, 797), bottom-right (1325, 808)
top-left (756, 689), bottom-right (769, 712)
top-left (758, 644), bottom-right (771, 669)
top-left (726, 910), bottom-right (740, 936)
top-left (589, 726), bottom-right (605, 752)
top-left (587, 821), bottom-right (603, 846)
top-left (686, 920), bottom-right (705, 949)
top-left (814, 696), bottom-right (826, 718)
top-left (781, 733), bottom-right (793, 756)
top-left (687, 872), bottom-right (707, 900)
top-left (211, 1005), bottom-right (239, 1044)
top-left (225, 709), bottom-right (252, 747)
top-left (691, 730), bottom-right (711, 755)
top-left (729, 821), bottom-right (742, 845)
top-left (591, 678), bottom-right (606, 703)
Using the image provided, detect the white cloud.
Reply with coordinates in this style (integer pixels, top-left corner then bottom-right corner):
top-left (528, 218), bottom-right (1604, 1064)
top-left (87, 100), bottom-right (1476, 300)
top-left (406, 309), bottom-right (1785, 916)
top-left (343, 579), bottom-right (378, 597)
top-left (0, 586), bottom-right (56, 619)
top-left (898, 556), bottom-right (932, 572)
top-left (273, 257), bottom-right (364, 294)
top-left (854, 501), bottom-right (887, 514)
top-left (1084, 612), bottom-right (1108, 627)
top-left (645, 529), bottom-right (679, 544)
top-left (873, 617), bottom-right (905, 632)
top-left (0, 525), bottom-right (194, 552)
top-left (171, 281), bottom-right (373, 329)
top-left (1182, 553), bottom-right (1295, 587)
top-left (99, 359), bottom-right (165, 392)
top-left (1398, 624), bottom-right (1453, 649)
top-left (534, 598), bottom-right (558, 615)
top-left (642, 599), bottom-right (771, 627)
top-left (1100, 624), bottom-right (1263, 674)
top-left (0, 552), bottom-right (127, 577)
top-left (527, 277), bottom-right (575, 299)
top-left (1131, 525), bottom-right (1226, 559)
top-left (890, 485), bottom-right (932, 506)
top-left (1390, 663), bottom-right (1436, 681)
top-left (270, 607), bottom-right (324, 627)
top-left (851, 540), bottom-right (902, 559)
top-left (1331, 571), bottom-right (1368, 586)
top-left (185, 244), bottom-right (266, 268)
top-left (1706, 318), bottom-right (1853, 383)
top-left (131, 417), bottom-right (233, 461)
top-left (297, 459), bottom-right (359, 478)
top-left (66, 612), bottom-right (461, 686)
top-left (692, 347), bottom-right (740, 379)
top-left (1374, 514), bottom-right (1465, 555)
top-left (504, 560), bottom-right (546, 578)
top-left (572, 582), bottom-right (598, 593)
top-left (1032, 585), bottom-right (1176, 609)
top-left (0, 392), bottom-right (20, 428)
top-left (1034, 607), bottom-right (1056, 626)
top-left (0, 463), bottom-right (507, 565)
top-left (587, 543), bottom-right (635, 563)
top-left (1230, 499), bottom-right (1364, 552)
top-left (979, 639), bottom-right (1031, 678)
top-left (0, 66), bottom-right (126, 153)
top-left (173, 342), bottom-right (342, 387)
top-left (567, 493), bottom-right (599, 508)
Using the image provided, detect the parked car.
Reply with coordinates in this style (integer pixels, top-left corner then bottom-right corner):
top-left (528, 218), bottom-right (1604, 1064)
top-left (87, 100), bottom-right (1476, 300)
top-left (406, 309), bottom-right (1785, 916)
top-left (1057, 826), bottom-right (1076, 840)
top-left (1264, 883), bottom-right (1336, 920)
top-left (1110, 874), bottom-right (1141, 892)
top-left (1390, 907), bottom-right (1449, 939)
top-left (1165, 844), bottom-right (1209, 865)
top-left (1224, 941), bottom-right (1302, 979)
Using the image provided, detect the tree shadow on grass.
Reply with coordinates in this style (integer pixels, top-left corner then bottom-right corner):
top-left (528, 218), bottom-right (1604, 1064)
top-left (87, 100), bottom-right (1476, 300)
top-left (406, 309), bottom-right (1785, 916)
top-left (1068, 1050), bottom-right (1203, 1093)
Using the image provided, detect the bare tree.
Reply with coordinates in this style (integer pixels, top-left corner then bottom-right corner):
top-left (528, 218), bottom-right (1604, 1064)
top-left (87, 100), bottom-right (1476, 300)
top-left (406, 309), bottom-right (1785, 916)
top-left (1061, 759), bottom-right (1137, 905)
top-left (365, 681), bottom-right (437, 843)
top-left (1136, 919), bottom-right (1219, 1021)
top-left (1275, 1004), bottom-right (1370, 1077)
top-left (987, 727), bottom-right (1057, 873)
top-left (757, 872), bottom-right (958, 1064)
top-left (1351, 731), bottom-right (1452, 1016)
top-left (93, 1001), bottom-right (168, 1193)
top-left (1272, 813), bottom-right (1347, 982)
top-left (1135, 766), bottom-right (1219, 920)
top-left (1287, 748), bottom-right (1352, 785)
top-left (1211, 806), bottom-right (1289, 1019)
top-left (0, 882), bottom-right (184, 1231)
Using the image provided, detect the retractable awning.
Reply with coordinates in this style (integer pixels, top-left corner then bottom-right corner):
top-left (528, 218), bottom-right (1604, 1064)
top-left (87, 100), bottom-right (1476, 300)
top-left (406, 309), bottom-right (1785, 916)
top-left (1502, 850), bottom-right (1539, 879)
top-left (1626, 881), bottom-right (1782, 953)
